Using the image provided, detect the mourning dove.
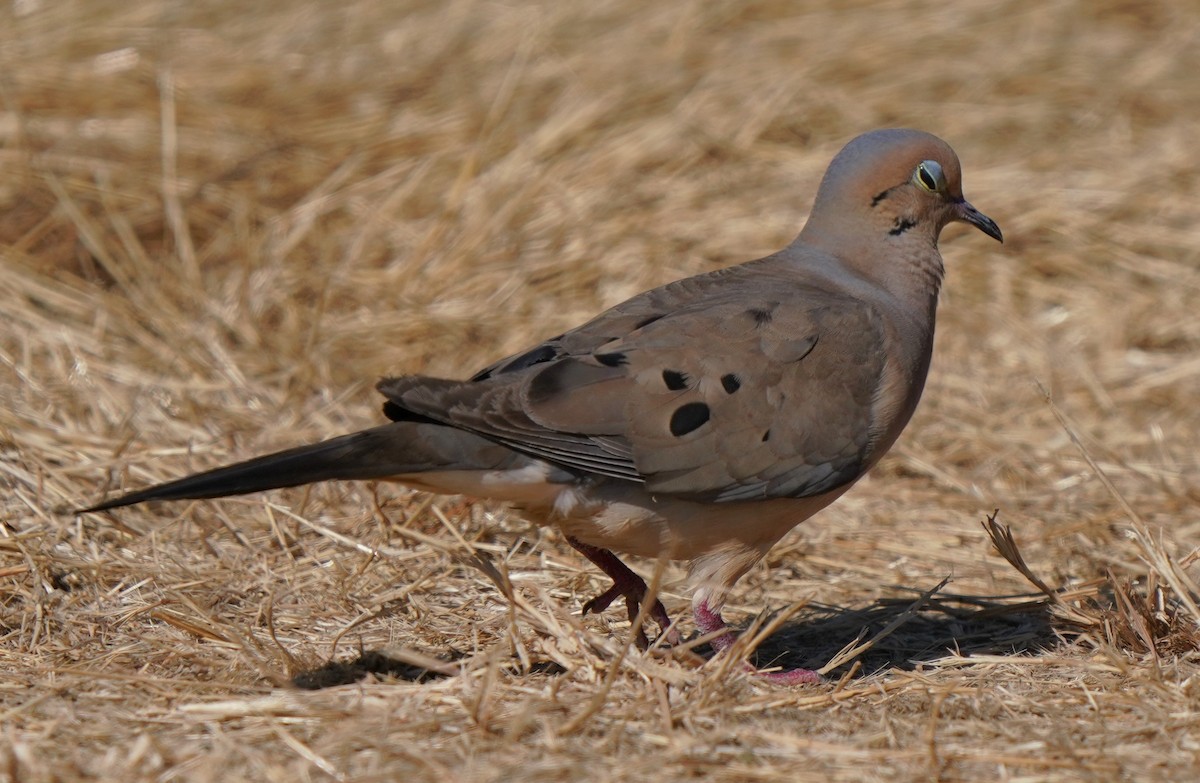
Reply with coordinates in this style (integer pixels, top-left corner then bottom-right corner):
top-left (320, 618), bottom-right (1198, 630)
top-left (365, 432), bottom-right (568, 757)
top-left (81, 128), bottom-right (1002, 684)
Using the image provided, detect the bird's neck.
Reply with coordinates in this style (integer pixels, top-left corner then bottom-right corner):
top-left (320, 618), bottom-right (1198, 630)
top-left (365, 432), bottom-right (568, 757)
top-left (796, 217), bottom-right (946, 320)
top-left (883, 237), bottom-right (946, 319)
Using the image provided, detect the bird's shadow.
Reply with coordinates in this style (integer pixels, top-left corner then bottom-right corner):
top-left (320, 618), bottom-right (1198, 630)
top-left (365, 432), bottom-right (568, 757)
top-left (291, 650), bottom-right (564, 689)
top-left (292, 590), bottom-right (1057, 688)
top-left (738, 590), bottom-right (1059, 677)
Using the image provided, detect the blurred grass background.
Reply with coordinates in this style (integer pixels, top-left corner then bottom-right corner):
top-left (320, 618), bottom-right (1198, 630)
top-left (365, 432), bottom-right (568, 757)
top-left (2, 1), bottom-right (1198, 780)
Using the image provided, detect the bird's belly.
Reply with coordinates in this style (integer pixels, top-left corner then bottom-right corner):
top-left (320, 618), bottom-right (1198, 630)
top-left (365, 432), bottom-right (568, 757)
top-left (395, 467), bottom-right (851, 564)
top-left (547, 484), bottom-right (851, 562)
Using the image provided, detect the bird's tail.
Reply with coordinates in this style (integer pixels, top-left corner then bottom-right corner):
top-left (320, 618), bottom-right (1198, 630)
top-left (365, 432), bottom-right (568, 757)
top-left (78, 423), bottom-right (515, 513)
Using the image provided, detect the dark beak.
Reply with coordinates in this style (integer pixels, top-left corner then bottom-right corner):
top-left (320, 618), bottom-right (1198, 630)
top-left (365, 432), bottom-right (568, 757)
top-left (957, 200), bottom-right (1003, 243)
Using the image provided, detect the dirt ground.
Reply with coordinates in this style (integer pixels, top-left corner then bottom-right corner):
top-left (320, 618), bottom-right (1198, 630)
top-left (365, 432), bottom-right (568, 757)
top-left (2, 0), bottom-right (1198, 780)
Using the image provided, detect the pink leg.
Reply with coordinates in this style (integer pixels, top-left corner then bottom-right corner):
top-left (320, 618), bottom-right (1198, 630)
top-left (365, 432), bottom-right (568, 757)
top-left (567, 537), bottom-right (676, 647)
top-left (694, 599), bottom-right (823, 685)
top-left (693, 598), bottom-right (741, 653)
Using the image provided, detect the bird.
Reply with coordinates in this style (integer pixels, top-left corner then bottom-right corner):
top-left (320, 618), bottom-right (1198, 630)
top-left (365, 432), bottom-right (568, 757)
top-left (81, 128), bottom-right (1002, 684)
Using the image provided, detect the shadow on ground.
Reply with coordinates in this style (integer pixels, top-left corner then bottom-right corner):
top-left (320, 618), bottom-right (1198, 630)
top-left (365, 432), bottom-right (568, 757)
top-left (293, 591), bottom-right (1057, 688)
top-left (743, 591), bottom-right (1059, 677)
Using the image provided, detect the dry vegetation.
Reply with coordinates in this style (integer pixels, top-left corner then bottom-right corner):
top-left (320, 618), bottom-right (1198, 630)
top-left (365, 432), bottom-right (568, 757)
top-left (2, 0), bottom-right (1199, 780)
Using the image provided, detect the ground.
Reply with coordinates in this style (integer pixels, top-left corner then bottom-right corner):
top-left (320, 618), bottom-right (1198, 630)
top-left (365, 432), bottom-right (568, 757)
top-left (2, 0), bottom-right (1198, 780)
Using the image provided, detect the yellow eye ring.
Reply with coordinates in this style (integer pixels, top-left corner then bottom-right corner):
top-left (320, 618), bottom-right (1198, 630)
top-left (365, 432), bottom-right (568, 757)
top-left (913, 160), bottom-right (945, 192)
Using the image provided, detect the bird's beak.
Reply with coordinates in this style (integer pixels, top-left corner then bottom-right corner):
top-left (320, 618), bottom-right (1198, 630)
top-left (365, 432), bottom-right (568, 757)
top-left (956, 200), bottom-right (1003, 243)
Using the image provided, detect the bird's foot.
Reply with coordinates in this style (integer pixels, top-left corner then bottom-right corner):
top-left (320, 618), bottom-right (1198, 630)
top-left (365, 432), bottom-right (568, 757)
top-left (694, 599), bottom-right (822, 685)
top-left (567, 537), bottom-right (677, 648)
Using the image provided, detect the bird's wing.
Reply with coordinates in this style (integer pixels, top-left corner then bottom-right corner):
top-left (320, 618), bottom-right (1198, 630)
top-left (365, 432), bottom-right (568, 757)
top-left (379, 263), bottom-right (887, 502)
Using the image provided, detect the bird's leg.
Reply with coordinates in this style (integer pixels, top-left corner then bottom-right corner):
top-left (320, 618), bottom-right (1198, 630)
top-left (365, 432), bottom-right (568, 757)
top-left (694, 598), bottom-right (823, 685)
top-left (567, 537), bottom-right (677, 647)
top-left (692, 597), bottom-right (740, 652)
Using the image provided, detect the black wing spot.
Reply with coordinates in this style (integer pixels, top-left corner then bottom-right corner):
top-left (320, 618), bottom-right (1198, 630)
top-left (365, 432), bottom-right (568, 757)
top-left (889, 217), bottom-right (917, 236)
top-left (720, 373), bottom-right (741, 394)
top-left (748, 307), bottom-right (773, 325)
top-left (662, 369), bottom-right (689, 391)
top-left (635, 313), bottom-right (665, 329)
top-left (594, 351), bottom-right (628, 367)
top-left (470, 343), bottom-right (559, 381)
top-left (761, 429), bottom-right (771, 442)
top-left (669, 402), bottom-right (710, 437)
top-left (382, 401), bottom-right (441, 425)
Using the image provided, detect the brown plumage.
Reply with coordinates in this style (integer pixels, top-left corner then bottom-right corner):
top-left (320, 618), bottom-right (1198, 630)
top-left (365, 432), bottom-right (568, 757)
top-left (81, 128), bottom-right (1002, 684)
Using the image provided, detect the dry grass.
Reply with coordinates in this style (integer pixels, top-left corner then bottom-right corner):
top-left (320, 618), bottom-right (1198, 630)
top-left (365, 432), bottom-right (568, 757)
top-left (3, 0), bottom-right (1199, 779)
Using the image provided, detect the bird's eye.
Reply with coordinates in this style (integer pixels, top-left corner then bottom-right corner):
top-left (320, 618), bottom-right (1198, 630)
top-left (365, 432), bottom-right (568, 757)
top-left (913, 160), bottom-right (945, 193)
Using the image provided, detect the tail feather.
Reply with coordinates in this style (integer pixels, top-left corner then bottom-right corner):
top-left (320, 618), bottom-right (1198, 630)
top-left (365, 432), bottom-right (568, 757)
top-left (79, 423), bottom-right (512, 513)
